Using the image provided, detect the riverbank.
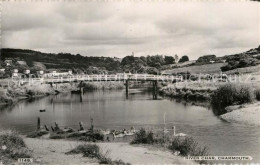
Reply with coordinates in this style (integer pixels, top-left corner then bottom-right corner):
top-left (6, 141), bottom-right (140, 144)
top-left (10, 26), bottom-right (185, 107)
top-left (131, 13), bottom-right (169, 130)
top-left (220, 102), bottom-right (260, 126)
top-left (23, 138), bottom-right (193, 165)
top-left (0, 129), bottom-right (194, 165)
top-left (160, 80), bottom-right (217, 102)
top-left (0, 80), bottom-right (125, 105)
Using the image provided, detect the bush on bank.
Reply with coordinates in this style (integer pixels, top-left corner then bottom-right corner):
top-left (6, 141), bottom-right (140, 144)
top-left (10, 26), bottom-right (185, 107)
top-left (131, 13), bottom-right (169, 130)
top-left (67, 144), bottom-right (129, 165)
top-left (211, 83), bottom-right (254, 115)
top-left (131, 128), bottom-right (209, 164)
top-left (0, 130), bottom-right (31, 163)
top-left (168, 137), bottom-right (209, 164)
top-left (255, 88), bottom-right (260, 101)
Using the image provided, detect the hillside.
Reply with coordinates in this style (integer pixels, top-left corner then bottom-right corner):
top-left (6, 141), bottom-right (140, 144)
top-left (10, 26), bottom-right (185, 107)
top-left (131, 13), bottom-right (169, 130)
top-left (162, 45), bottom-right (260, 74)
top-left (0, 48), bottom-right (121, 73)
top-left (1, 45), bottom-right (260, 76)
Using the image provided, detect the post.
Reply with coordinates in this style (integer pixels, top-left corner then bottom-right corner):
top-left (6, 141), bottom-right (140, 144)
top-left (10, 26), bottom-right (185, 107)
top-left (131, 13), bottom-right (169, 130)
top-left (44, 125), bottom-right (49, 131)
top-left (54, 122), bottom-right (60, 131)
top-left (155, 80), bottom-right (158, 100)
top-left (37, 117), bottom-right (40, 131)
top-left (152, 81), bottom-right (158, 100)
top-left (90, 118), bottom-right (94, 133)
top-left (79, 121), bottom-right (84, 131)
top-left (125, 80), bottom-right (129, 98)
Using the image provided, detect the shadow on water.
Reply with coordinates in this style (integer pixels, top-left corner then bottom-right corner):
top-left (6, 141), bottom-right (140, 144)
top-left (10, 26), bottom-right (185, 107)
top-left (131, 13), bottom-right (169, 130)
top-left (1, 89), bottom-right (260, 162)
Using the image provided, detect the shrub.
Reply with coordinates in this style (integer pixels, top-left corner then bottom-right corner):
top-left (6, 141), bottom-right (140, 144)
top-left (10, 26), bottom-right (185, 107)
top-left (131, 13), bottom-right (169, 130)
top-left (27, 131), bottom-right (49, 138)
top-left (168, 137), bottom-right (209, 164)
top-left (131, 128), bottom-right (155, 144)
top-left (67, 132), bottom-right (104, 142)
top-left (255, 89), bottom-right (260, 101)
top-left (67, 144), bottom-right (129, 165)
top-left (67, 144), bottom-right (100, 158)
top-left (0, 130), bottom-right (31, 161)
top-left (211, 84), bottom-right (254, 115)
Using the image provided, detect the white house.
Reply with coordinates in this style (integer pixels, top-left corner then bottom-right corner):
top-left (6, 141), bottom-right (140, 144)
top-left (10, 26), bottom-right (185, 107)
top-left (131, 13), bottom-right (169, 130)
top-left (24, 69), bottom-right (30, 74)
top-left (0, 69), bottom-right (5, 73)
top-left (12, 73), bottom-right (19, 78)
top-left (37, 70), bottom-right (44, 75)
top-left (4, 60), bottom-right (12, 66)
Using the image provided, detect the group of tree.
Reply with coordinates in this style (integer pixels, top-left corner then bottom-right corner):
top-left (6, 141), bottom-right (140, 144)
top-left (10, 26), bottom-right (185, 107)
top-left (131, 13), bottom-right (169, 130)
top-left (1, 48), bottom-right (192, 75)
top-left (120, 54), bottom-right (189, 74)
top-left (221, 55), bottom-right (258, 72)
top-left (220, 45), bottom-right (260, 72)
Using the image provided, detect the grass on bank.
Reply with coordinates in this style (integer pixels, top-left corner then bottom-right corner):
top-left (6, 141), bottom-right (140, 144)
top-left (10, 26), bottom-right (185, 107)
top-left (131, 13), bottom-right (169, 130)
top-left (131, 128), bottom-right (209, 164)
top-left (211, 83), bottom-right (256, 115)
top-left (0, 130), bottom-right (32, 163)
top-left (66, 144), bottom-right (129, 165)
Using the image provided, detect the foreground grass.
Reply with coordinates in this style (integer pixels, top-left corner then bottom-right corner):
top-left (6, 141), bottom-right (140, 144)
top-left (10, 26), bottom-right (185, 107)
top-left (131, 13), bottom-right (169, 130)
top-left (0, 130), bottom-right (32, 163)
top-left (66, 144), bottom-right (130, 165)
top-left (131, 128), bottom-right (209, 164)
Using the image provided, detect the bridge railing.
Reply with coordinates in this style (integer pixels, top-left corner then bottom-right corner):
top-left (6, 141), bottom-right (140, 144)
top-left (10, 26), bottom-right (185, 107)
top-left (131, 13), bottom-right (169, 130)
top-left (9, 74), bottom-right (183, 84)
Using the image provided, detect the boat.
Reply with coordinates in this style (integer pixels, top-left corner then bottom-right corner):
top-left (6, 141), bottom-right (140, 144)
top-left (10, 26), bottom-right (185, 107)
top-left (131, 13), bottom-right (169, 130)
top-left (39, 109), bottom-right (46, 112)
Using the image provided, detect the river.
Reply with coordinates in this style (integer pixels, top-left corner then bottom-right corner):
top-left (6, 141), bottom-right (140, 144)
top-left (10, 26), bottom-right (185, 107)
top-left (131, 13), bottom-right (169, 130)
top-left (0, 90), bottom-right (260, 163)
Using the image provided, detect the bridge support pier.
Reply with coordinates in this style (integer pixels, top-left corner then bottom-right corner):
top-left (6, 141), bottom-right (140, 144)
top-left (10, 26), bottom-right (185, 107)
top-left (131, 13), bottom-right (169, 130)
top-left (152, 80), bottom-right (158, 100)
top-left (125, 80), bottom-right (129, 98)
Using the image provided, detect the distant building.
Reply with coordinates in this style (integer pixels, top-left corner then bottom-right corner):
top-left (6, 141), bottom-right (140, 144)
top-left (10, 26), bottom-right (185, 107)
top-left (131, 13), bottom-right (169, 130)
top-left (12, 73), bottom-right (19, 78)
top-left (113, 57), bottom-right (122, 62)
top-left (13, 69), bottom-right (18, 73)
top-left (24, 69), bottom-right (30, 74)
top-left (17, 60), bottom-right (27, 66)
top-left (4, 59), bottom-right (12, 66)
top-left (37, 70), bottom-right (44, 75)
top-left (44, 69), bottom-right (72, 78)
top-left (0, 69), bottom-right (5, 73)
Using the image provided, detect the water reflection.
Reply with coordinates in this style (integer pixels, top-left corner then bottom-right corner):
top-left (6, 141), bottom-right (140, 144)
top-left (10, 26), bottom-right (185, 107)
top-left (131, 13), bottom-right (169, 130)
top-left (0, 90), bottom-right (260, 162)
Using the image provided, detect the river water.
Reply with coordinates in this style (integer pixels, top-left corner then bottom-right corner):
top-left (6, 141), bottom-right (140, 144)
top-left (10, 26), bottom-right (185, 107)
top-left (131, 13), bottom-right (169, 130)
top-left (0, 90), bottom-right (260, 163)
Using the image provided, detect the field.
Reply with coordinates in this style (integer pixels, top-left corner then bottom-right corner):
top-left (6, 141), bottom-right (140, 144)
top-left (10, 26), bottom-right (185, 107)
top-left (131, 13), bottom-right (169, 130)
top-left (223, 65), bottom-right (260, 74)
top-left (162, 63), bottom-right (227, 74)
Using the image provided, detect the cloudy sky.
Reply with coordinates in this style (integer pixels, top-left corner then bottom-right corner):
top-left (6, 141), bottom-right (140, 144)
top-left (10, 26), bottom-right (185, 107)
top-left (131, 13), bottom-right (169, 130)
top-left (1, 1), bottom-right (260, 60)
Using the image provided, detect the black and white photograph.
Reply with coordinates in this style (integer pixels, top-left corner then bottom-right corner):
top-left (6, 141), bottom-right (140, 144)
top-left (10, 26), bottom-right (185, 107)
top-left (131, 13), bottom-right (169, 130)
top-left (0, 0), bottom-right (260, 164)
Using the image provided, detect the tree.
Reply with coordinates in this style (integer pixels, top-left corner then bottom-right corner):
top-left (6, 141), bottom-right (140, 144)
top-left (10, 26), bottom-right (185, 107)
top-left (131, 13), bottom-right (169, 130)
top-left (164, 56), bottom-right (175, 64)
top-left (179, 55), bottom-right (189, 63)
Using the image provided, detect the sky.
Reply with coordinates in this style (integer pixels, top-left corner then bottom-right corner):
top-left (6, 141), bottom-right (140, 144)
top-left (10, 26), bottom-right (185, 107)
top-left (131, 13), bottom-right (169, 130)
top-left (1, 0), bottom-right (260, 60)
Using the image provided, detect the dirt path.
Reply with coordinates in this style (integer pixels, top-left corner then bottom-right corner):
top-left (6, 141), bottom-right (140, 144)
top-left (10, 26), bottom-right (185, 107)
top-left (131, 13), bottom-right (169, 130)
top-left (24, 138), bottom-right (193, 165)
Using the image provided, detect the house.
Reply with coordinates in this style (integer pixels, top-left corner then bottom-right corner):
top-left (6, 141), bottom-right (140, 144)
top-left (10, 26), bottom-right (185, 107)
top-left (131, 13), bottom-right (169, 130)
top-left (0, 69), bottom-right (5, 73)
top-left (37, 71), bottom-right (44, 75)
top-left (43, 69), bottom-right (72, 78)
top-left (12, 73), bottom-right (19, 78)
top-left (113, 57), bottom-right (122, 62)
top-left (17, 60), bottom-right (27, 66)
top-left (13, 69), bottom-right (18, 73)
top-left (24, 69), bottom-right (30, 74)
top-left (4, 59), bottom-right (12, 66)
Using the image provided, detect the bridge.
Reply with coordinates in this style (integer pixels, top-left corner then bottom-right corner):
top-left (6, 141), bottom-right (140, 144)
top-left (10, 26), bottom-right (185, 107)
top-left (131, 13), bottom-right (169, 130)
top-left (5, 74), bottom-right (183, 99)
